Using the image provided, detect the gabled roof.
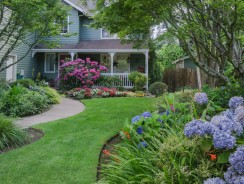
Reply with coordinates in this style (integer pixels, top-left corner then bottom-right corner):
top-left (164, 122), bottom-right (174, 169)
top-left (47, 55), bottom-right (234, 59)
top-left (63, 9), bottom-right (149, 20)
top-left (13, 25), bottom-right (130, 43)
top-left (63, 0), bottom-right (96, 16)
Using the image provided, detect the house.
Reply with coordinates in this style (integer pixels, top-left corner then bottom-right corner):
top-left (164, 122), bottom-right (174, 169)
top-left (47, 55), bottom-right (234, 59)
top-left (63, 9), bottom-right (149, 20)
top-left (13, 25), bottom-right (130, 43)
top-left (0, 0), bottom-right (149, 89)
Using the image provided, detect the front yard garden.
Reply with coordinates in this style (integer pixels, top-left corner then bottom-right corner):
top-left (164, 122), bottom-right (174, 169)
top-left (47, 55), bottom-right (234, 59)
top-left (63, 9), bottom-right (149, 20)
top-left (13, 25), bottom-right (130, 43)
top-left (0, 97), bottom-right (157, 184)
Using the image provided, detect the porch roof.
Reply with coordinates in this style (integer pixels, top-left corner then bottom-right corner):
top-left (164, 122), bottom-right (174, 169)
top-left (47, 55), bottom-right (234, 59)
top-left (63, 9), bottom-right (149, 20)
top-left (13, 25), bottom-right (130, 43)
top-left (33, 40), bottom-right (148, 53)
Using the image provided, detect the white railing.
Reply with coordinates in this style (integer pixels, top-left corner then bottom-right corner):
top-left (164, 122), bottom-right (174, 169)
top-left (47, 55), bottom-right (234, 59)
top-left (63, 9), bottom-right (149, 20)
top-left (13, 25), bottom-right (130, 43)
top-left (95, 73), bottom-right (134, 88)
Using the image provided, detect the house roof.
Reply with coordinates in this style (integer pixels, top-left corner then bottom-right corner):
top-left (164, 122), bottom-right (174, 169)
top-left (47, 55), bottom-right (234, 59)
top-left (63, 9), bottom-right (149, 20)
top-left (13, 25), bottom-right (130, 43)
top-left (63, 0), bottom-right (96, 16)
top-left (172, 56), bottom-right (189, 64)
top-left (34, 40), bottom-right (148, 52)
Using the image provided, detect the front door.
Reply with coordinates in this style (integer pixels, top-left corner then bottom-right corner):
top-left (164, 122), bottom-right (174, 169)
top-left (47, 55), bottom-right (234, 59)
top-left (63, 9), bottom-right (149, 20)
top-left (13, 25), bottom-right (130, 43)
top-left (6, 56), bottom-right (17, 82)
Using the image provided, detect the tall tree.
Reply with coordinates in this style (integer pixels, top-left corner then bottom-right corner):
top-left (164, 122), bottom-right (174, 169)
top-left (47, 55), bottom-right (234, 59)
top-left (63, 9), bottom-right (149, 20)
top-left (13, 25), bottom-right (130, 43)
top-left (0, 0), bottom-right (69, 72)
top-left (91, 0), bottom-right (244, 83)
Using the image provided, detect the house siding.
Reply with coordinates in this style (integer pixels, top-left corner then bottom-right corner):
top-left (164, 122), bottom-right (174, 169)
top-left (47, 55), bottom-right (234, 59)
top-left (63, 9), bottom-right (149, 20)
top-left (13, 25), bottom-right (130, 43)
top-left (0, 33), bottom-right (38, 80)
top-left (42, 8), bottom-right (80, 45)
top-left (80, 16), bottom-right (101, 40)
top-left (184, 58), bottom-right (197, 70)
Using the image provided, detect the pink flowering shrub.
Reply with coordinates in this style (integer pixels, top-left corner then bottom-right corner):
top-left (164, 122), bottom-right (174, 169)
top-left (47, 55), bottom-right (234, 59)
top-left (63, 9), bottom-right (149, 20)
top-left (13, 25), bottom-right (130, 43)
top-left (58, 58), bottom-right (107, 90)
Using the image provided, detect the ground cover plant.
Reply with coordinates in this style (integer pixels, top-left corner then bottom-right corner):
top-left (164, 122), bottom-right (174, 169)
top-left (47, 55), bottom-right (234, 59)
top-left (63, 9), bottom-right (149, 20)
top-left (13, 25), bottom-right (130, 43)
top-left (0, 97), bottom-right (157, 184)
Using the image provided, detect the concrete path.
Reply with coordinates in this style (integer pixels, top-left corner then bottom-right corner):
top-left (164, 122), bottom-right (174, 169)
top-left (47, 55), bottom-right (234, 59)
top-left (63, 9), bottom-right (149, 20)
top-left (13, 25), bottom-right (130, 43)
top-left (16, 98), bottom-right (85, 128)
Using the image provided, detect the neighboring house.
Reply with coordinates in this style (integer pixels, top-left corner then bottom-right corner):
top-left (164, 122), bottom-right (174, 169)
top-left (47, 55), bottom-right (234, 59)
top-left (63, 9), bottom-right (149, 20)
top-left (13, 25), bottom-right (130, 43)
top-left (0, 0), bottom-right (149, 89)
top-left (172, 56), bottom-right (197, 70)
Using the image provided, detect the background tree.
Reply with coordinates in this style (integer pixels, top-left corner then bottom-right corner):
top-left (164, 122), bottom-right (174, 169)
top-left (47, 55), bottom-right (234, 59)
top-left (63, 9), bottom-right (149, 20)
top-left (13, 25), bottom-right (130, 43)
top-left (91, 0), bottom-right (244, 84)
top-left (0, 0), bottom-right (69, 72)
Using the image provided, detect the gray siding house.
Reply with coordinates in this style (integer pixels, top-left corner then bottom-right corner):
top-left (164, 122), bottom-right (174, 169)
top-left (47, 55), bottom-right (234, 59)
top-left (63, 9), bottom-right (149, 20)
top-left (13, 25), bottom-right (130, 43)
top-left (1, 0), bottom-right (149, 89)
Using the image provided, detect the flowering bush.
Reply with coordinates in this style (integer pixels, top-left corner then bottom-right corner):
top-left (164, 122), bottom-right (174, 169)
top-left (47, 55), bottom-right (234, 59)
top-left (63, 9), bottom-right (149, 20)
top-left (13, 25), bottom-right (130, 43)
top-left (58, 58), bottom-right (107, 90)
top-left (65, 87), bottom-right (127, 99)
top-left (183, 95), bottom-right (244, 183)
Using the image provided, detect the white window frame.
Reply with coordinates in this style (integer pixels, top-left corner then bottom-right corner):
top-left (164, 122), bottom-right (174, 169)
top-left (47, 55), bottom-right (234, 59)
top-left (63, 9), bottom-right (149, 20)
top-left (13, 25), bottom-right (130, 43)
top-left (100, 28), bottom-right (118, 39)
top-left (6, 55), bottom-right (17, 82)
top-left (45, 53), bottom-right (56, 73)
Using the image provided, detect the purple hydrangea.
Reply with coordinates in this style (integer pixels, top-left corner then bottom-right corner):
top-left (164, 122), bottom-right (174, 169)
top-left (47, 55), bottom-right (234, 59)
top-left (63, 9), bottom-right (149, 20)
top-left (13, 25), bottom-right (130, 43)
top-left (141, 112), bottom-right (151, 118)
top-left (194, 92), bottom-right (208, 105)
top-left (203, 177), bottom-right (226, 184)
top-left (213, 131), bottom-right (236, 149)
top-left (137, 127), bottom-right (143, 134)
top-left (229, 146), bottom-right (244, 174)
top-left (210, 115), bottom-right (242, 135)
top-left (138, 141), bottom-right (147, 148)
top-left (229, 96), bottom-right (244, 109)
top-left (131, 115), bottom-right (141, 124)
top-left (224, 167), bottom-right (244, 184)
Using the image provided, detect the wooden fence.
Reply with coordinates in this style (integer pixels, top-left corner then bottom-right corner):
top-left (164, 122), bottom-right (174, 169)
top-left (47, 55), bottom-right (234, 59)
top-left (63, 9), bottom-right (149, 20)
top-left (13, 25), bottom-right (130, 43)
top-left (163, 68), bottom-right (198, 92)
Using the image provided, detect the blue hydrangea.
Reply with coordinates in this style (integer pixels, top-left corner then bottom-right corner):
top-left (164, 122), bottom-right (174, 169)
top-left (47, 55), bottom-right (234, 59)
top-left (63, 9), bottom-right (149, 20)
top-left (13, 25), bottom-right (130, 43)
top-left (137, 126), bottom-right (143, 134)
top-left (131, 115), bottom-right (141, 124)
top-left (229, 146), bottom-right (244, 175)
top-left (229, 96), bottom-right (244, 109)
top-left (184, 120), bottom-right (206, 137)
top-left (194, 92), bottom-right (208, 105)
top-left (204, 177), bottom-right (226, 184)
top-left (213, 131), bottom-right (236, 149)
top-left (235, 106), bottom-right (244, 126)
top-left (224, 167), bottom-right (244, 184)
top-left (221, 109), bottom-right (235, 120)
top-left (138, 141), bottom-right (147, 148)
top-left (202, 122), bottom-right (217, 135)
top-left (210, 115), bottom-right (241, 135)
top-left (141, 112), bottom-right (151, 118)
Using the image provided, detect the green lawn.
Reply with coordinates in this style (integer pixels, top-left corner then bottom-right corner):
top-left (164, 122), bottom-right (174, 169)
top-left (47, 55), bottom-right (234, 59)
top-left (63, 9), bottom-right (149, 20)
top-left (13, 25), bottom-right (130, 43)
top-left (0, 97), bottom-right (157, 184)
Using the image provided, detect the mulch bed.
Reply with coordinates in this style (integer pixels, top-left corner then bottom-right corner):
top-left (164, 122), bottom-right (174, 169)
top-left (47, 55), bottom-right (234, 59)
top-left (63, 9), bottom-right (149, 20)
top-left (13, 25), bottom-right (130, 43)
top-left (0, 128), bottom-right (44, 154)
top-left (97, 133), bottom-right (122, 181)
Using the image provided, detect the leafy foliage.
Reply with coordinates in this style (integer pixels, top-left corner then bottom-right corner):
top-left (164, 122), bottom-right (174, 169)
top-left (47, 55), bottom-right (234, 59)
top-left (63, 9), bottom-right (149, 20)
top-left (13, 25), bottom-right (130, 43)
top-left (10, 79), bottom-right (36, 88)
top-left (0, 85), bottom-right (50, 117)
top-left (128, 71), bottom-right (147, 91)
top-left (157, 44), bottom-right (185, 70)
top-left (0, 0), bottom-right (69, 71)
top-left (0, 114), bottom-right (29, 151)
top-left (149, 82), bottom-right (168, 97)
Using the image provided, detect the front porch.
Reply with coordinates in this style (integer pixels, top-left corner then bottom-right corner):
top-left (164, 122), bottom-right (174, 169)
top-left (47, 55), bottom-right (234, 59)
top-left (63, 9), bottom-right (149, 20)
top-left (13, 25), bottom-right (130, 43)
top-left (33, 50), bottom-right (149, 89)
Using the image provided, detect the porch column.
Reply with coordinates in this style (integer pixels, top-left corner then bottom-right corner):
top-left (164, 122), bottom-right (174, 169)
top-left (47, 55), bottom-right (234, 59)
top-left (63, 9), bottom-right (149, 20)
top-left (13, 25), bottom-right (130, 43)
top-left (109, 52), bottom-right (115, 76)
top-left (69, 52), bottom-right (76, 61)
top-left (144, 51), bottom-right (149, 90)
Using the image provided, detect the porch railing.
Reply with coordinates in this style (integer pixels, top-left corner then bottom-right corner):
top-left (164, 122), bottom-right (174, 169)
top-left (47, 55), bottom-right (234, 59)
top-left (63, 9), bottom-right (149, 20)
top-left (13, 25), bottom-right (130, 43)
top-left (95, 73), bottom-right (134, 88)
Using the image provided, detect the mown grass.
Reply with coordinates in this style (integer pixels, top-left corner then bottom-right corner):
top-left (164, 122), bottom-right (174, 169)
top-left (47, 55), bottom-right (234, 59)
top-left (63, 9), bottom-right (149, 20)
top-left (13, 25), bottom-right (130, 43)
top-left (0, 97), bottom-right (157, 184)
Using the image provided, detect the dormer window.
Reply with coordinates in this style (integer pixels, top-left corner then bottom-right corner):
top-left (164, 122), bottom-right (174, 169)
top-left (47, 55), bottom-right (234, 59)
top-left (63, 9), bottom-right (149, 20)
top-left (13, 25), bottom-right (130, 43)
top-left (101, 29), bottom-right (118, 39)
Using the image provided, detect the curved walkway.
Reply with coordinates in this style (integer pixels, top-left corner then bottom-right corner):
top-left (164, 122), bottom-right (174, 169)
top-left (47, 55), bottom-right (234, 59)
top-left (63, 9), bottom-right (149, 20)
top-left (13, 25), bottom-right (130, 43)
top-left (16, 98), bottom-right (85, 128)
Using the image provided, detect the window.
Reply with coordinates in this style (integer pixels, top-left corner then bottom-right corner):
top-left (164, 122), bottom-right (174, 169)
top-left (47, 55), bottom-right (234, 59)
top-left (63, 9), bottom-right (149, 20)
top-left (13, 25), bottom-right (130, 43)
top-left (101, 29), bottom-right (118, 39)
top-left (55, 16), bottom-right (69, 34)
top-left (45, 53), bottom-right (56, 73)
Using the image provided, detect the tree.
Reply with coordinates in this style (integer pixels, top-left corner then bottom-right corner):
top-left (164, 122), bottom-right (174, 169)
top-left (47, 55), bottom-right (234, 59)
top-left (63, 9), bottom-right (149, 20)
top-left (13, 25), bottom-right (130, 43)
top-left (91, 0), bottom-right (244, 83)
top-left (157, 44), bottom-right (185, 70)
top-left (0, 0), bottom-right (69, 72)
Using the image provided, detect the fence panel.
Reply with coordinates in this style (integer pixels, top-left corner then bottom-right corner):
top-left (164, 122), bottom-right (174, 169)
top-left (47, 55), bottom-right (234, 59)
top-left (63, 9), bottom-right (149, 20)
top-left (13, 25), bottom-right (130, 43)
top-left (163, 68), bottom-right (198, 92)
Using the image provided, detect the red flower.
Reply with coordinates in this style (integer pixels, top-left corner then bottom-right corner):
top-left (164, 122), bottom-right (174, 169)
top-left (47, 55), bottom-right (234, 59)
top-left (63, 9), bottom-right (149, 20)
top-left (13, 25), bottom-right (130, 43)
top-left (102, 149), bottom-right (110, 156)
top-left (208, 154), bottom-right (217, 161)
top-left (170, 104), bottom-right (175, 112)
top-left (124, 132), bottom-right (130, 139)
